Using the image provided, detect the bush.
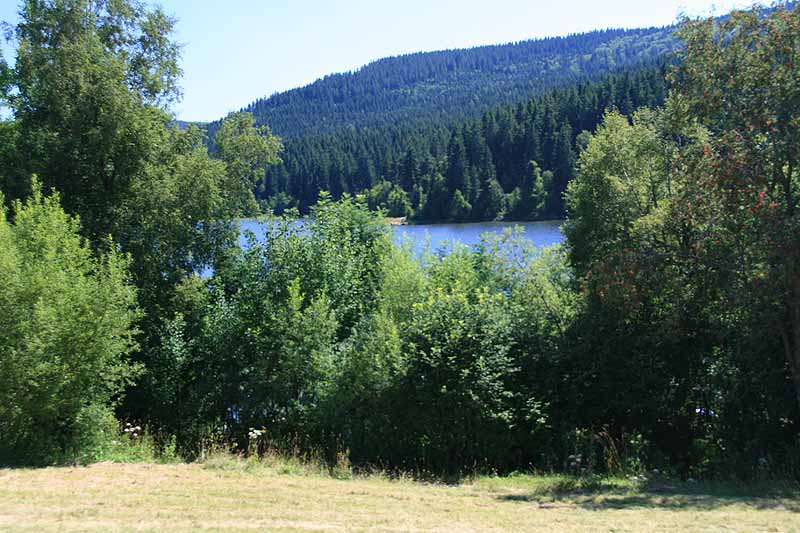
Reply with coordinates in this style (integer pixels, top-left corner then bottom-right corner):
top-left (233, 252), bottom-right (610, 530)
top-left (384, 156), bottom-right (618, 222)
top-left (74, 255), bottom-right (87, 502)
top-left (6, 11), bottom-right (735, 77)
top-left (396, 262), bottom-right (518, 471)
top-left (0, 185), bottom-right (140, 465)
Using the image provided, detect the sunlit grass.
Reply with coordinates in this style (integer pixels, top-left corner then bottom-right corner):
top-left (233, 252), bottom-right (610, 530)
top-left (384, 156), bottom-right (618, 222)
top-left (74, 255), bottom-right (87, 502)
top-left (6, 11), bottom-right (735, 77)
top-left (1, 462), bottom-right (798, 532)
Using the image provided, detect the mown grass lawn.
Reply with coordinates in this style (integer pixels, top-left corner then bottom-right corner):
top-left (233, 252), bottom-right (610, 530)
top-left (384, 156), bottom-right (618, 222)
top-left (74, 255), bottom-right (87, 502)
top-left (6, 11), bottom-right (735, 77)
top-left (0, 462), bottom-right (798, 532)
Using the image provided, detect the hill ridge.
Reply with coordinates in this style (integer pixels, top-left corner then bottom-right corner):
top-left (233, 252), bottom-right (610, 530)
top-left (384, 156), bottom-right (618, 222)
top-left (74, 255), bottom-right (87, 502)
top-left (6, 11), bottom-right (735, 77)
top-left (202, 24), bottom-right (677, 141)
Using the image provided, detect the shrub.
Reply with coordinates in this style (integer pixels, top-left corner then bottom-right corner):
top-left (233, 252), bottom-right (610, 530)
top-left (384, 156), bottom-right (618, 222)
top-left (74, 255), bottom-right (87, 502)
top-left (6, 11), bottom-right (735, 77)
top-left (0, 185), bottom-right (140, 465)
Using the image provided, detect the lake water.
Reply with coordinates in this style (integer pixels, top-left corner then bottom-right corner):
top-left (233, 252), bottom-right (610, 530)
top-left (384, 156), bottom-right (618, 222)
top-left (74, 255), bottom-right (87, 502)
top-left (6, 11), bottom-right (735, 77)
top-left (238, 219), bottom-right (565, 253)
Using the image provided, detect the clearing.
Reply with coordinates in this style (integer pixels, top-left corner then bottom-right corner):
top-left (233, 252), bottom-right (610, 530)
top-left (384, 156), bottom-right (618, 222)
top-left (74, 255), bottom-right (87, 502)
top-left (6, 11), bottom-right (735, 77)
top-left (0, 462), bottom-right (798, 532)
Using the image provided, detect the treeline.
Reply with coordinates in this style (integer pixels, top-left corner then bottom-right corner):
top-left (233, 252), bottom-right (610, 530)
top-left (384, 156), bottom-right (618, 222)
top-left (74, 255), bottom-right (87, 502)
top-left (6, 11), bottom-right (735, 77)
top-left (210, 26), bottom-right (676, 140)
top-left (0, 0), bottom-right (799, 481)
top-left (261, 64), bottom-right (668, 220)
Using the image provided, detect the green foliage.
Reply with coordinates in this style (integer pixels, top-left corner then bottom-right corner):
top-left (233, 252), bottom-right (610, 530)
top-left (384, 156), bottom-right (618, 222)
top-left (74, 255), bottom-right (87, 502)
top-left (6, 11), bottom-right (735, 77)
top-left (62, 405), bottom-right (179, 465)
top-left (376, 243), bottom-right (427, 324)
top-left (671, 3), bottom-right (800, 411)
top-left (0, 0), bottom-right (289, 453)
top-left (0, 186), bottom-right (139, 464)
top-left (1, 0), bottom-right (798, 482)
top-left (115, 122), bottom-right (272, 432)
top-left (564, 108), bottom-right (682, 277)
top-left (561, 3), bottom-right (800, 479)
top-left (365, 182), bottom-right (413, 218)
top-left (448, 189), bottom-right (472, 221)
top-left (7, 0), bottom-right (181, 241)
top-left (214, 112), bottom-right (283, 216)
top-left (399, 282), bottom-right (517, 470)
top-left (145, 196), bottom-right (392, 451)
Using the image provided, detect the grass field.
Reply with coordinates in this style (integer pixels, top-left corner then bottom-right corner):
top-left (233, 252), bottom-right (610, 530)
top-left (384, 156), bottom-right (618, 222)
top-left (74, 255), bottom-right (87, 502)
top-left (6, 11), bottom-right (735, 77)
top-left (1, 460), bottom-right (798, 532)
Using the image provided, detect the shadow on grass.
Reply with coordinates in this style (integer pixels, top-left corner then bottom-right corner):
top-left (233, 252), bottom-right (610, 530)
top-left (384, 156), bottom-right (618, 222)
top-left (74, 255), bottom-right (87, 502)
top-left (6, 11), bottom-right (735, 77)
top-left (495, 477), bottom-right (800, 512)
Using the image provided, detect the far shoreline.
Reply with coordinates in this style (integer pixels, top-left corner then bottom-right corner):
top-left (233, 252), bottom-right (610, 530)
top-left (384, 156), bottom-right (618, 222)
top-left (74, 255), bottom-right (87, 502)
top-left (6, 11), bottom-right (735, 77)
top-left (240, 214), bottom-right (565, 227)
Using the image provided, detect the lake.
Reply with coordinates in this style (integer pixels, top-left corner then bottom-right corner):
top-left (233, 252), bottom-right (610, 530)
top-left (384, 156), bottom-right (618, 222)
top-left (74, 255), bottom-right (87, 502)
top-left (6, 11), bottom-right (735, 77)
top-left (238, 219), bottom-right (565, 253)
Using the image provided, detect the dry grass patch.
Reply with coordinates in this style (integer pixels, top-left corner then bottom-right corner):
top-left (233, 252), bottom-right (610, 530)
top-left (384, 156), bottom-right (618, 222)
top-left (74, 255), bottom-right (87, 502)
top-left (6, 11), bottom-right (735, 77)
top-left (0, 463), bottom-right (798, 532)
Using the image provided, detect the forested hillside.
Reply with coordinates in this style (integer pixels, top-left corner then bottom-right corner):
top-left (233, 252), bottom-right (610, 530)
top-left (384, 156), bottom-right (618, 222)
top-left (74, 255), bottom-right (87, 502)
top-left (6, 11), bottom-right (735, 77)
top-left (214, 27), bottom-right (676, 139)
top-left (200, 28), bottom-right (677, 221)
top-left (197, 26), bottom-right (678, 221)
top-left (261, 64), bottom-right (668, 220)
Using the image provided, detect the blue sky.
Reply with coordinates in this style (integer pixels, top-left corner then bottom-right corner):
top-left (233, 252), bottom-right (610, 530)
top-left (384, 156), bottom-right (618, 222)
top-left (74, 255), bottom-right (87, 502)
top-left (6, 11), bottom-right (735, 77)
top-left (1, 0), bottom-right (757, 122)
